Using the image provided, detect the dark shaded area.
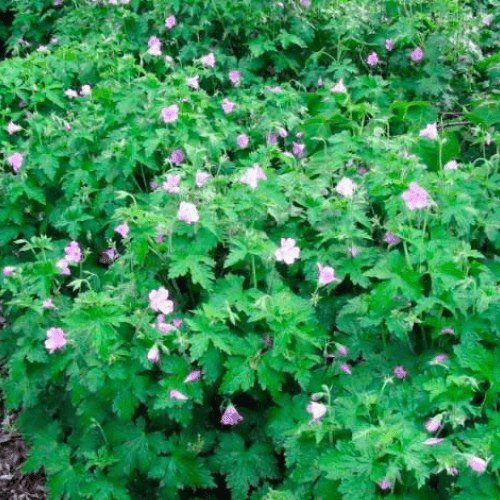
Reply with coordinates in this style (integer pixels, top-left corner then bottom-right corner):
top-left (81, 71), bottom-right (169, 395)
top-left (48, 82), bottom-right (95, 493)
top-left (0, 8), bottom-right (14, 60)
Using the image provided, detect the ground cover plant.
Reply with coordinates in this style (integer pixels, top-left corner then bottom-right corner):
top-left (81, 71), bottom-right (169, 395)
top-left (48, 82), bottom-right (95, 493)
top-left (1, 0), bottom-right (500, 499)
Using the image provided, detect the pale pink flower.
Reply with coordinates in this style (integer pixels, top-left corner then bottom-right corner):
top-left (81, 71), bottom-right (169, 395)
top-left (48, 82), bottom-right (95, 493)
top-left (222, 98), bottom-right (235, 114)
top-left (411, 47), bottom-right (424, 62)
top-left (337, 345), bottom-right (348, 356)
top-left (278, 127), bottom-right (288, 138)
top-left (170, 389), bottom-right (188, 400)
top-left (237, 134), bottom-right (249, 148)
top-left (433, 354), bottom-right (448, 363)
top-left (186, 76), bottom-right (199, 89)
top-left (45, 327), bottom-right (66, 353)
top-left (266, 86), bottom-right (283, 93)
top-left (300, 0), bottom-right (311, 6)
top-left (402, 182), bottom-right (431, 210)
top-left (240, 164), bottom-right (267, 189)
top-left (447, 466), bottom-right (459, 476)
top-left (468, 456), bottom-right (487, 473)
top-left (149, 287), bottom-right (174, 315)
top-left (184, 370), bottom-right (201, 383)
top-left (386, 39), bottom-right (394, 51)
top-left (63, 121), bottom-right (71, 131)
top-left (317, 77), bottom-right (323, 86)
top-left (7, 152), bottom-right (23, 173)
top-left (200, 52), bottom-right (215, 68)
top-left (229, 70), bottom-right (241, 85)
top-left (425, 417), bottom-right (441, 432)
top-left (349, 246), bottom-right (359, 257)
top-left (115, 223), bottom-right (130, 238)
top-left (317, 263), bottom-right (337, 285)
top-left (161, 104), bottom-right (179, 123)
top-left (65, 89), bottom-right (78, 99)
top-left (177, 202), bottom-right (199, 224)
top-left (2, 266), bottom-right (15, 277)
top-left (36, 45), bottom-right (49, 52)
top-left (441, 327), bottom-right (455, 335)
top-left (172, 318), bottom-right (183, 328)
top-left (384, 231), bottom-right (400, 244)
top-left (296, 132), bottom-right (303, 138)
top-left (424, 437), bottom-right (444, 446)
top-left (340, 363), bottom-right (352, 375)
top-left (267, 133), bottom-right (277, 145)
top-left (483, 16), bottom-right (492, 27)
top-left (306, 401), bottom-right (327, 422)
top-left (170, 149), bottom-right (184, 165)
top-left (420, 122), bottom-right (438, 139)
top-left (444, 160), bottom-right (458, 170)
top-left (164, 55), bottom-right (173, 65)
top-left (394, 366), bottom-right (407, 379)
top-left (221, 405), bottom-right (243, 425)
top-left (56, 259), bottom-right (71, 276)
top-left (163, 174), bottom-right (181, 193)
top-left (275, 238), bottom-right (300, 264)
top-left (156, 314), bottom-right (174, 334)
top-left (79, 85), bottom-right (91, 96)
top-left (335, 177), bottom-right (356, 198)
top-left (7, 121), bottom-right (21, 135)
top-left (165, 15), bottom-right (176, 29)
top-left (486, 136), bottom-right (493, 145)
top-left (148, 36), bottom-right (161, 48)
top-left (192, 171), bottom-right (209, 188)
top-left (64, 241), bottom-right (81, 264)
top-left (367, 52), bottom-right (379, 66)
top-left (148, 346), bottom-right (160, 363)
top-left (292, 142), bottom-right (305, 158)
top-left (379, 480), bottom-right (391, 490)
top-left (42, 298), bottom-right (55, 309)
top-left (331, 78), bottom-right (347, 93)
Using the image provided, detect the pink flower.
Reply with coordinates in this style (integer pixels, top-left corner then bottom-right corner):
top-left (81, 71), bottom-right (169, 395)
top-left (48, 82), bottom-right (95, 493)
top-left (63, 121), bottom-right (71, 131)
top-left (441, 327), bottom-right (455, 335)
top-left (36, 45), bottom-right (49, 52)
top-left (200, 52), bottom-right (215, 68)
top-left (184, 370), bottom-right (201, 383)
top-left (411, 47), bottom-right (424, 62)
top-left (165, 55), bottom-right (173, 65)
top-left (186, 76), bottom-right (199, 89)
top-left (335, 177), bottom-right (356, 198)
top-left (306, 401), bottom-right (327, 422)
top-left (444, 160), bottom-right (458, 170)
top-left (195, 171), bottom-right (211, 187)
top-left (42, 298), bottom-right (55, 309)
top-left (420, 122), bottom-right (438, 139)
top-left (79, 85), bottom-right (91, 96)
top-left (267, 133), bottom-right (277, 145)
top-left (278, 127), bottom-right (288, 138)
top-left (386, 39), bottom-right (394, 51)
top-left (292, 142), bottom-right (305, 158)
top-left (177, 202), bottom-right (199, 224)
top-left (300, 0), bottom-right (311, 6)
top-left (222, 98), bottom-right (235, 114)
top-left (2, 266), bottom-right (15, 277)
top-left (317, 263), bottom-right (337, 285)
top-left (115, 223), bottom-right (130, 238)
top-left (433, 354), bottom-right (448, 363)
top-left (148, 36), bottom-right (161, 47)
top-left (266, 86), bottom-right (283, 93)
top-left (379, 480), bottom-right (391, 490)
top-left (337, 345), bottom-right (348, 356)
top-left (56, 259), bottom-right (71, 276)
top-left (394, 366), bottom-right (408, 379)
top-left (161, 104), bottom-right (179, 123)
top-left (64, 241), bottom-right (81, 264)
top-left (384, 231), bottom-right (400, 245)
top-left (149, 287), bottom-right (174, 315)
top-left (148, 346), bottom-right (160, 363)
top-left (65, 89), bottom-right (78, 99)
top-left (402, 182), bottom-right (431, 210)
top-left (424, 437), bottom-right (444, 446)
top-left (221, 404), bottom-right (244, 425)
top-left (169, 149), bottom-right (184, 165)
top-left (7, 153), bottom-right (23, 173)
top-left (446, 466), bottom-right (459, 476)
top-left (340, 363), bottom-right (352, 375)
top-left (45, 327), bottom-right (67, 353)
top-left (237, 134), bottom-right (249, 148)
top-left (331, 78), bottom-right (347, 93)
top-left (172, 318), bottom-right (183, 328)
top-left (240, 164), bottom-right (267, 189)
top-left (7, 121), bottom-right (21, 135)
top-left (156, 314), bottom-right (174, 334)
top-left (349, 246), bottom-right (359, 257)
top-left (275, 238), bottom-right (300, 264)
top-left (170, 389), bottom-right (188, 400)
top-left (425, 417), bottom-right (441, 432)
top-left (165, 15), bottom-right (176, 29)
top-left (317, 77), bottom-right (323, 86)
top-left (229, 70), bottom-right (241, 86)
top-left (367, 52), bottom-right (379, 66)
top-left (483, 16), bottom-right (492, 27)
top-left (468, 456), bottom-right (487, 473)
top-left (163, 174), bottom-right (181, 193)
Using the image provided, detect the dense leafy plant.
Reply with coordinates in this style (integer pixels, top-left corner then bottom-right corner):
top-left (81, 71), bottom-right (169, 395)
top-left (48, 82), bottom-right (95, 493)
top-left (1, 0), bottom-right (500, 499)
